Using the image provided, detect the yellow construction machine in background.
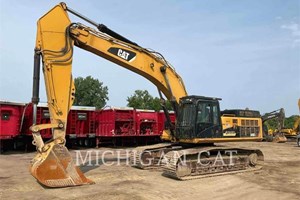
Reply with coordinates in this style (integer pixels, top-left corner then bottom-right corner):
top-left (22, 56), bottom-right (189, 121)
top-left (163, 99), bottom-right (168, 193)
top-left (261, 108), bottom-right (287, 143)
top-left (221, 108), bottom-right (287, 143)
top-left (280, 99), bottom-right (300, 138)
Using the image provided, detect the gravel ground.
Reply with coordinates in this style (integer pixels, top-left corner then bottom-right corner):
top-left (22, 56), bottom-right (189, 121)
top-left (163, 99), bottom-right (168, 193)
top-left (0, 141), bottom-right (299, 200)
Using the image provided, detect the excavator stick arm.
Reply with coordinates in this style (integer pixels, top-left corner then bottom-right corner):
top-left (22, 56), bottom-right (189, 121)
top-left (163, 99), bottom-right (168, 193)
top-left (30, 4), bottom-right (91, 187)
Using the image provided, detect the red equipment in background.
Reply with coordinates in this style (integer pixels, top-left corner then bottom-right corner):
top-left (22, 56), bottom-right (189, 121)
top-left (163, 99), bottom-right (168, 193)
top-left (67, 106), bottom-right (96, 146)
top-left (22, 103), bottom-right (52, 139)
top-left (135, 109), bottom-right (159, 136)
top-left (0, 101), bottom-right (25, 140)
top-left (95, 107), bottom-right (174, 146)
top-left (0, 100), bottom-right (176, 151)
top-left (95, 107), bottom-right (137, 146)
top-left (158, 111), bottom-right (176, 135)
top-left (96, 107), bottom-right (136, 137)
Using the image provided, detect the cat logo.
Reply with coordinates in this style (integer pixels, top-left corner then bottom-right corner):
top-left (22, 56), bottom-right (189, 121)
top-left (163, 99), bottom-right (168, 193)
top-left (108, 47), bottom-right (136, 62)
top-left (117, 49), bottom-right (129, 60)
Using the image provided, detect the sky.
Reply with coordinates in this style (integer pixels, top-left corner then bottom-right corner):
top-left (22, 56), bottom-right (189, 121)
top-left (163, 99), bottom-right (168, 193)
top-left (0, 0), bottom-right (299, 116)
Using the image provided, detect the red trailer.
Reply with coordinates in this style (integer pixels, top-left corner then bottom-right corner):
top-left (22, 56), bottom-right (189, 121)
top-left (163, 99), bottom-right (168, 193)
top-left (23, 103), bottom-right (96, 147)
top-left (158, 111), bottom-right (176, 134)
top-left (96, 107), bottom-right (136, 137)
top-left (0, 101), bottom-right (28, 151)
top-left (1, 99), bottom-right (176, 150)
top-left (95, 107), bottom-right (174, 146)
top-left (0, 101), bottom-right (25, 140)
top-left (135, 109), bottom-right (160, 136)
top-left (22, 103), bottom-right (52, 139)
top-left (67, 106), bottom-right (96, 146)
top-left (95, 107), bottom-right (137, 146)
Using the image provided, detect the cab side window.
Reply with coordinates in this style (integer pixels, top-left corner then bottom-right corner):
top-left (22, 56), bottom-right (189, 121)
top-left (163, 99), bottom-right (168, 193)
top-left (197, 103), bottom-right (212, 123)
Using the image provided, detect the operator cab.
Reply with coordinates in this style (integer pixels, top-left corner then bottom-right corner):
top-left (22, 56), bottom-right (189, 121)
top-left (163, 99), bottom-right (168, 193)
top-left (176, 95), bottom-right (222, 139)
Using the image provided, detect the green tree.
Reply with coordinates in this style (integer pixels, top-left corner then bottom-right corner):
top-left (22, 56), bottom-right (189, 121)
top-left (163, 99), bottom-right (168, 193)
top-left (284, 115), bottom-right (300, 129)
top-left (151, 97), bottom-right (173, 111)
top-left (74, 76), bottom-right (109, 109)
top-left (127, 90), bottom-right (172, 111)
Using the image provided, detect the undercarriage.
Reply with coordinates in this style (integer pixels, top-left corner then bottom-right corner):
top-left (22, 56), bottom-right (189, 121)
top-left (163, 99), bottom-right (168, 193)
top-left (130, 143), bottom-right (264, 180)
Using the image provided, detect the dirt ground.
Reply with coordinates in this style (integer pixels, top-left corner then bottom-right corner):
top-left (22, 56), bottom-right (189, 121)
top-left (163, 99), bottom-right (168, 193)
top-left (0, 141), bottom-right (299, 200)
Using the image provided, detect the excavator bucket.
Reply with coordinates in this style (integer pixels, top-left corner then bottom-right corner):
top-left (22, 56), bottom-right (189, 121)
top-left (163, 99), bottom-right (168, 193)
top-left (30, 143), bottom-right (94, 188)
top-left (273, 134), bottom-right (287, 143)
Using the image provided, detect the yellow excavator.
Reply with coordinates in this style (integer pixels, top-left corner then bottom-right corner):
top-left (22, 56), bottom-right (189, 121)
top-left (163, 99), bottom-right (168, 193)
top-left (280, 99), bottom-right (300, 138)
top-left (30, 2), bottom-right (264, 188)
top-left (261, 108), bottom-right (287, 143)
